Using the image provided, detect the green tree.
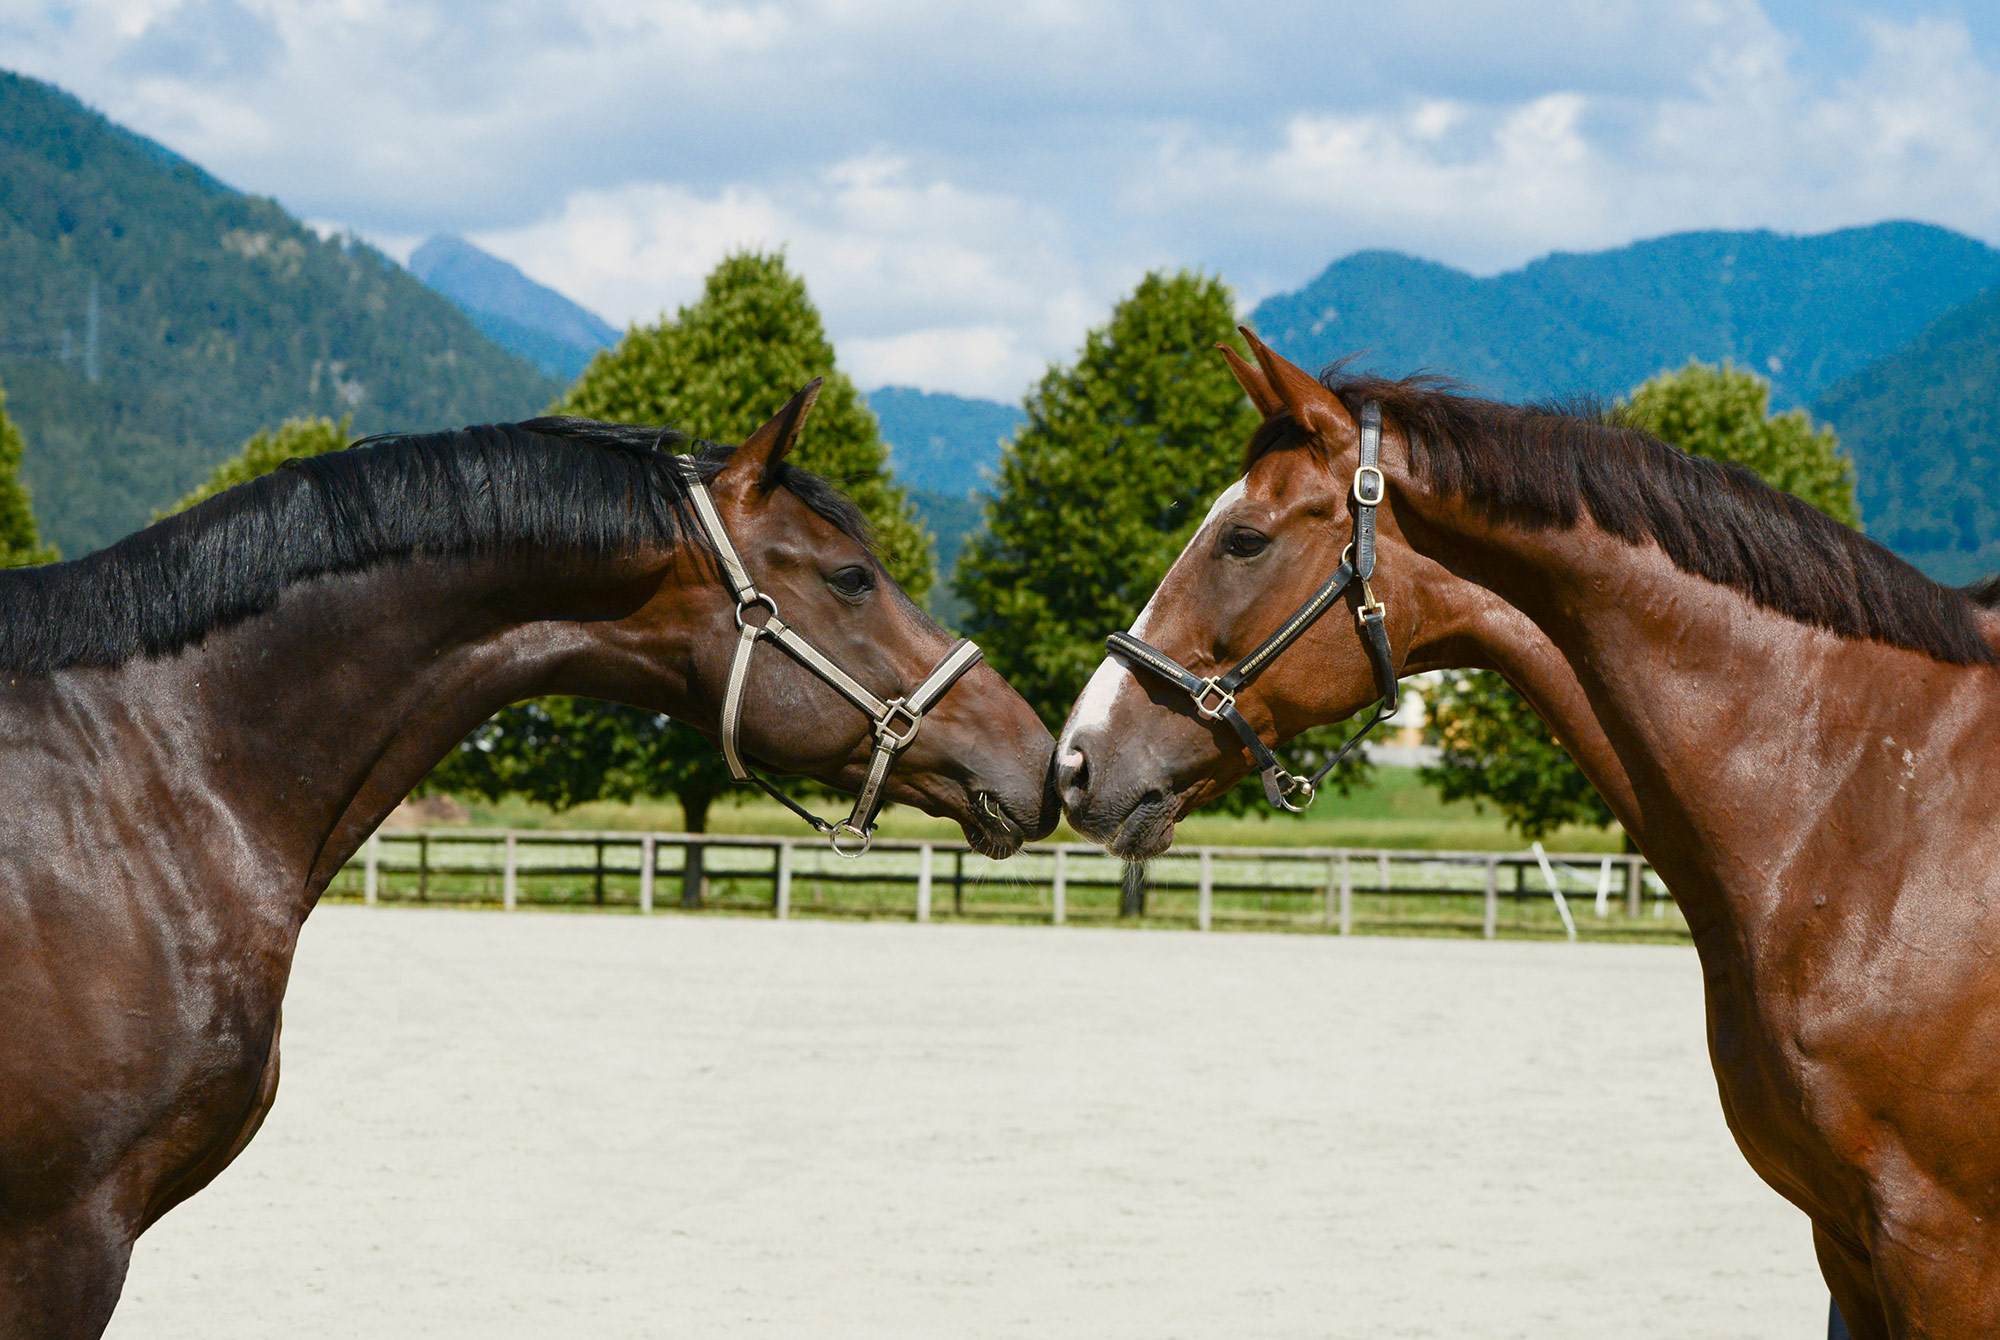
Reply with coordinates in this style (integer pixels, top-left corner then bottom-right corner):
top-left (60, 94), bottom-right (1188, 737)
top-left (1423, 361), bottom-right (1859, 840)
top-left (159, 415), bottom-right (351, 516)
top-left (957, 271), bottom-right (1258, 724)
top-left (956, 271), bottom-right (1371, 814)
top-left (0, 378), bottom-right (58, 568)
top-left (434, 249), bottom-right (929, 832)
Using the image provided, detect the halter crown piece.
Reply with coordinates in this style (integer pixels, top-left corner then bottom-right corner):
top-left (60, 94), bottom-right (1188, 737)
top-left (676, 457), bottom-right (985, 857)
top-left (1104, 400), bottom-right (1401, 812)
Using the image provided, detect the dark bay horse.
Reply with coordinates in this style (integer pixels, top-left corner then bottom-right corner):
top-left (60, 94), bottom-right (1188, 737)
top-left (1057, 333), bottom-right (2000, 1337)
top-left (0, 382), bottom-right (1057, 1338)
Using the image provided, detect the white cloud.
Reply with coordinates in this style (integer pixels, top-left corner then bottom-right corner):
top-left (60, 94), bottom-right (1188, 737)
top-left (473, 154), bottom-right (1116, 399)
top-left (2, 2), bottom-right (1997, 398)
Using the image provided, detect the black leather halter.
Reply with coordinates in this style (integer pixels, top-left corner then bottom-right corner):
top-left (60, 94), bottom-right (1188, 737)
top-left (677, 457), bottom-right (984, 857)
top-left (1105, 401), bottom-right (1401, 812)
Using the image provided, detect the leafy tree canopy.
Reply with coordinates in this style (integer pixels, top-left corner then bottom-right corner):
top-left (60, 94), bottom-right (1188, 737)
top-left (435, 249), bottom-right (929, 831)
top-left (160, 415), bottom-right (350, 517)
top-left (956, 270), bottom-right (1370, 808)
top-left (1423, 360), bottom-right (1858, 840)
top-left (0, 378), bottom-right (57, 568)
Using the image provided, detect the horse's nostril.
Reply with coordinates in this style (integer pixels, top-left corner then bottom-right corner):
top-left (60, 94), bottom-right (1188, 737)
top-left (1057, 745), bottom-right (1090, 799)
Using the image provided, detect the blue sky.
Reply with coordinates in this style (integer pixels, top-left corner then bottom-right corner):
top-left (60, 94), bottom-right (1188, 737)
top-left (4, 0), bottom-right (1998, 398)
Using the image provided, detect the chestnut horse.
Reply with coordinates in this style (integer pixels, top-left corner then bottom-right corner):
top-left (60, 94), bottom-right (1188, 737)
top-left (1058, 333), bottom-right (2000, 1337)
top-left (0, 383), bottom-right (1058, 1338)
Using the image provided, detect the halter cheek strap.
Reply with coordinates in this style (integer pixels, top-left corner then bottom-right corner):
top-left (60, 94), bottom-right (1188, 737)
top-left (679, 458), bottom-right (984, 856)
top-left (1106, 401), bottom-right (1401, 812)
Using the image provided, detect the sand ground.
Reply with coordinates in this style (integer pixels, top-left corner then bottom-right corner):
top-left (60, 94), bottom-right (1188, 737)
top-left (105, 907), bottom-right (1825, 1338)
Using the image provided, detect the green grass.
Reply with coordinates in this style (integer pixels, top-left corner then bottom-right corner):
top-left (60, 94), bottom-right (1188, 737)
top-left (442, 766), bottom-right (1628, 854)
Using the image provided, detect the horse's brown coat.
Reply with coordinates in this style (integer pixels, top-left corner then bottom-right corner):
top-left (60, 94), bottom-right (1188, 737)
top-left (0, 388), bottom-right (1057, 1337)
top-left (1059, 337), bottom-right (2000, 1338)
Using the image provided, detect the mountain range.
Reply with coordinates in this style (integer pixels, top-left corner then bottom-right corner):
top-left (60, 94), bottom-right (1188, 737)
top-left (408, 234), bottom-right (618, 381)
top-left (0, 70), bottom-right (558, 556)
top-left (2, 63), bottom-right (1993, 586)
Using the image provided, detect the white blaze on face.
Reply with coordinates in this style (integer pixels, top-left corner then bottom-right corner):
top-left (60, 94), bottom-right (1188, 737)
top-left (1059, 478), bottom-right (1247, 761)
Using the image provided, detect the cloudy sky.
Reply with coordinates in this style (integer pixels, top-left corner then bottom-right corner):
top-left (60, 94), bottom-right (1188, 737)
top-left (4, 0), bottom-right (1998, 399)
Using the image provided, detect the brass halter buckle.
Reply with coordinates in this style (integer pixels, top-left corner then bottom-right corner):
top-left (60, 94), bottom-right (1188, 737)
top-left (1192, 679), bottom-right (1235, 720)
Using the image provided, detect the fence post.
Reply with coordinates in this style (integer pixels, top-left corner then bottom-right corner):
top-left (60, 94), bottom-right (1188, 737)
top-left (502, 832), bottom-right (517, 911)
top-left (1339, 853), bottom-right (1353, 936)
top-left (1323, 856), bottom-right (1336, 928)
top-left (774, 842), bottom-right (791, 920)
top-left (1484, 856), bottom-right (1499, 941)
top-left (1626, 856), bottom-right (1644, 918)
top-left (639, 835), bottom-right (655, 916)
top-left (1378, 850), bottom-right (1390, 895)
top-left (417, 832), bottom-right (429, 903)
top-left (1198, 848), bottom-right (1213, 932)
top-left (1051, 847), bottom-right (1067, 925)
top-left (917, 843), bottom-right (933, 923)
top-left (364, 833), bottom-right (379, 906)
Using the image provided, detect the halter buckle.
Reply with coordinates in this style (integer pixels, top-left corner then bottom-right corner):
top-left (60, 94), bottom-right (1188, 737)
top-left (1352, 464), bottom-right (1386, 507)
top-left (829, 821), bottom-right (873, 859)
top-left (1192, 679), bottom-right (1235, 720)
top-left (1356, 579), bottom-right (1385, 628)
top-left (735, 591), bottom-right (779, 631)
top-left (875, 699), bottom-right (923, 749)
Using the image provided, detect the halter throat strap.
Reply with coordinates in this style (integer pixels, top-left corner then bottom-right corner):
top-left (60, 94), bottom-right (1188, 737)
top-left (679, 458), bottom-right (983, 856)
top-left (1105, 400), bottom-right (1399, 812)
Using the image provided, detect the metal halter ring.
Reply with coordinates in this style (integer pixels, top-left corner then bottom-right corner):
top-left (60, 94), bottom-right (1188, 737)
top-left (829, 821), bottom-right (873, 860)
top-left (1352, 464), bottom-right (1386, 507)
top-left (875, 699), bottom-right (923, 749)
top-left (1192, 679), bottom-right (1236, 720)
top-left (1275, 773), bottom-right (1318, 814)
top-left (735, 591), bottom-right (779, 631)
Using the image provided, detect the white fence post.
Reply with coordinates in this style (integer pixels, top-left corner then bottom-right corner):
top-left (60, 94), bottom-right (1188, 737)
top-left (1339, 852), bottom-right (1353, 936)
top-left (364, 833), bottom-right (379, 906)
top-left (1378, 850), bottom-right (1391, 895)
top-left (1594, 855), bottom-right (1613, 917)
top-left (1484, 856), bottom-right (1499, 941)
top-left (639, 835), bottom-right (655, 915)
top-left (501, 832), bottom-right (517, 911)
top-left (1323, 857), bottom-right (1336, 928)
top-left (774, 842), bottom-right (792, 920)
top-left (1051, 848), bottom-right (1067, 925)
top-left (917, 843), bottom-right (933, 923)
top-left (1198, 849), bottom-right (1213, 932)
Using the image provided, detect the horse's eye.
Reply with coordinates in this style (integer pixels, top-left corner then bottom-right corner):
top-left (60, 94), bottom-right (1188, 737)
top-left (1225, 528), bottom-right (1269, 558)
top-left (829, 566), bottom-right (875, 598)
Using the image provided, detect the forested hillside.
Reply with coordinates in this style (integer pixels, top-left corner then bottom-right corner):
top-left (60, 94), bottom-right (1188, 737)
top-left (1815, 286), bottom-right (2000, 585)
top-left (0, 71), bottom-right (558, 554)
top-left (409, 234), bottom-right (618, 381)
top-left (1250, 223), bottom-right (2000, 410)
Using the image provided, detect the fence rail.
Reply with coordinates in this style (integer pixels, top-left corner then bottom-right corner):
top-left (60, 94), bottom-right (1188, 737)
top-left (331, 829), bottom-right (1685, 941)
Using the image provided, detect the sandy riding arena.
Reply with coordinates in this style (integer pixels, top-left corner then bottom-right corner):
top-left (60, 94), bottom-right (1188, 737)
top-left (107, 909), bottom-right (1821, 1338)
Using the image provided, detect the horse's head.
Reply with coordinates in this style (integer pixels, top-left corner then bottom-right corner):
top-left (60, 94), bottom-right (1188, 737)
top-left (606, 382), bottom-right (1057, 857)
top-left (1055, 332), bottom-right (1497, 859)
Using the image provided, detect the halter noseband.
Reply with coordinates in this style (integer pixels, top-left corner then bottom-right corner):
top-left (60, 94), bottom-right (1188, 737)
top-left (1104, 400), bottom-right (1401, 812)
top-left (677, 457), bottom-right (984, 857)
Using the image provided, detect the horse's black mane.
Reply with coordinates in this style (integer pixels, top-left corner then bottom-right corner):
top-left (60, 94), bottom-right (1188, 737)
top-left (0, 416), bottom-right (872, 675)
top-left (1249, 371), bottom-right (1996, 667)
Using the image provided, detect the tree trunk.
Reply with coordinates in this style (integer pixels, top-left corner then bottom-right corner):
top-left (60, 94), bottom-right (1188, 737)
top-left (681, 789), bottom-right (714, 834)
top-left (1119, 861), bottom-right (1148, 918)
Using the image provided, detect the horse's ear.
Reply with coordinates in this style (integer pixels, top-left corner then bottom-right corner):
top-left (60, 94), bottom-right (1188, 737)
top-left (1240, 327), bottom-right (1353, 439)
top-left (717, 378), bottom-right (823, 494)
top-left (1218, 340), bottom-right (1284, 419)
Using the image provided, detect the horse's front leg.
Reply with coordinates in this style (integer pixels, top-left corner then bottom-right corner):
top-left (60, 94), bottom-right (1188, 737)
top-left (1815, 1222), bottom-right (1886, 1339)
top-left (1860, 1193), bottom-right (2000, 1338)
top-left (0, 1192), bottom-right (138, 1340)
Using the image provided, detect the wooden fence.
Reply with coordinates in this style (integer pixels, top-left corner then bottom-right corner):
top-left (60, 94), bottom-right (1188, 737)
top-left (332, 830), bottom-right (1685, 941)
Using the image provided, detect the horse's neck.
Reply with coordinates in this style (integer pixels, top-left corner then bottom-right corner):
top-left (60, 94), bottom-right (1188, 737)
top-left (128, 553), bottom-right (684, 914)
top-left (1433, 511), bottom-right (1975, 949)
